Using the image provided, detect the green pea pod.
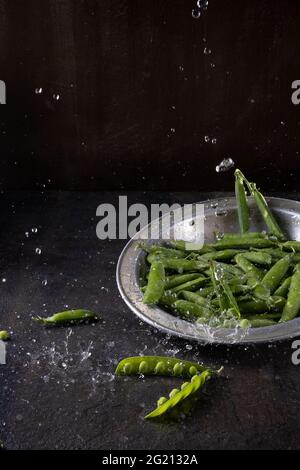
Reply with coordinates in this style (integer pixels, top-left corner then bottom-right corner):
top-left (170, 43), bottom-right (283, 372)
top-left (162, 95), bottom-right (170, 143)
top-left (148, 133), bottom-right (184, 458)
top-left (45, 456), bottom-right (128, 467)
top-left (280, 264), bottom-right (300, 322)
top-left (0, 330), bottom-right (10, 341)
top-left (169, 240), bottom-right (215, 254)
top-left (209, 238), bottom-right (276, 251)
top-left (249, 319), bottom-right (277, 328)
top-left (139, 243), bottom-right (186, 258)
top-left (33, 309), bottom-right (98, 326)
top-left (242, 251), bottom-right (273, 266)
top-left (179, 290), bottom-right (210, 306)
top-left (158, 291), bottom-right (178, 307)
top-left (247, 312), bottom-right (281, 321)
top-left (238, 296), bottom-right (286, 315)
top-left (174, 300), bottom-right (212, 320)
top-left (254, 255), bottom-right (291, 300)
top-left (210, 262), bottom-right (230, 311)
top-left (170, 276), bottom-right (208, 293)
top-left (200, 249), bottom-right (242, 262)
top-left (219, 232), bottom-right (266, 240)
top-left (143, 260), bottom-right (165, 304)
top-left (274, 276), bottom-right (291, 297)
top-left (282, 241), bottom-right (300, 253)
top-left (159, 258), bottom-right (207, 272)
top-left (144, 371), bottom-right (212, 420)
top-left (115, 356), bottom-right (218, 378)
top-left (235, 170), bottom-right (250, 233)
top-left (235, 254), bottom-right (263, 287)
top-left (165, 273), bottom-right (200, 289)
top-left (236, 170), bottom-right (285, 240)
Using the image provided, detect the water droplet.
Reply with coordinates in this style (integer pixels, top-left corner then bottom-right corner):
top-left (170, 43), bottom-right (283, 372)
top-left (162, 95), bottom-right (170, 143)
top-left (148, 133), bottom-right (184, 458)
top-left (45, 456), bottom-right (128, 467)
top-left (35, 88), bottom-right (43, 94)
top-left (31, 227), bottom-right (38, 233)
top-left (216, 158), bottom-right (235, 173)
top-left (2, 278), bottom-right (6, 283)
top-left (53, 94), bottom-right (60, 101)
top-left (204, 47), bottom-right (211, 55)
top-left (211, 138), bottom-right (217, 144)
top-left (35, 248), bottom-right (42, 255)
top-left (215, 209), bottom-right (228, 217)
top-left (204, 135), bottom-right (210, 143)
top-left (170, 128), bottom-right (175, 133)
top-left (197, 0), bottom-right (208, 9)
top-left (25, 232), bottom-right (29, 238)
top-left (42, 280), bottom-right (48, 286)
top-left (192, 8), bottom-right (201, 18)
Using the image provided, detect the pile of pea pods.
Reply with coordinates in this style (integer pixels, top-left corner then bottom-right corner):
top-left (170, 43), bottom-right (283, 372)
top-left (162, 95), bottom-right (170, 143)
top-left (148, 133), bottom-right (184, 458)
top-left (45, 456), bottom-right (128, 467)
top-left (140, 169), bottom-right (300, 329)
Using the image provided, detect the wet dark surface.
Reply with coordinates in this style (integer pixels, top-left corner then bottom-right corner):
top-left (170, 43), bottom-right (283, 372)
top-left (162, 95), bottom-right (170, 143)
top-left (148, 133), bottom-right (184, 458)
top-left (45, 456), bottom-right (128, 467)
top-left (0, 190), bottom-right (299, 450)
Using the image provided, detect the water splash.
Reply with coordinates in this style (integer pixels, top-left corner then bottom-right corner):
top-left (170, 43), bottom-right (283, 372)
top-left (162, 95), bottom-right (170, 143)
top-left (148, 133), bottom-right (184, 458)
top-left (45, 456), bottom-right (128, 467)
top-left (216, 158), bottom-right (235, 173)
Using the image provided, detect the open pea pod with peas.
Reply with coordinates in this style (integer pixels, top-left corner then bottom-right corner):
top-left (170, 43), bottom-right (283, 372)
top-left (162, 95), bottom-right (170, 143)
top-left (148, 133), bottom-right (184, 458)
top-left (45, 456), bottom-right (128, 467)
top-left (140, 169), bottom-right (300, 328)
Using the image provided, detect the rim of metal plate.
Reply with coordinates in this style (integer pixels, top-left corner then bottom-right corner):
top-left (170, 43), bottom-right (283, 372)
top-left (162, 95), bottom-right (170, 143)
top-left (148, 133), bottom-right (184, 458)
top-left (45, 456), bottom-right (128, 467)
top-left (116, 196), bottom-right (300, 344)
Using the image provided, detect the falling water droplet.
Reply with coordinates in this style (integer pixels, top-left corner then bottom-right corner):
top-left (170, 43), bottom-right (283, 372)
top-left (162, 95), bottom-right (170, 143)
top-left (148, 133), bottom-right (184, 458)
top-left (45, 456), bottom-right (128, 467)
top-left (35, 88), bottom-right (43, 95)
top-left (204, 47), bottom-right (211, 55)
top-left (192, 8), bottom-right (201, 18)
top-left (2, 278), bottom-right (6, 283)
top-left (53, 94), bottom-right (60, 101)
top-left (31, 227), bottom-right (38, 233)
top-left (204, 136), bottom-right (210, 143)
top-left (216, 158), bottom-right (235, 173)
top-left (35, 248), bottom-right (42, 255)
top-left (211, 138), bottom-right (217, 144)
top-left (197, 0), bottom-right (208, 10)
top-left (42, 280), bottom-right (48, 286)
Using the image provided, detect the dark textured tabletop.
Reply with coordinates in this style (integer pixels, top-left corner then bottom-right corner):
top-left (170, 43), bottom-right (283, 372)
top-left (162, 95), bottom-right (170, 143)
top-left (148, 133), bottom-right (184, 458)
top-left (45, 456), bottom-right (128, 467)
top-left (0, 190), bottom-right (300, 450)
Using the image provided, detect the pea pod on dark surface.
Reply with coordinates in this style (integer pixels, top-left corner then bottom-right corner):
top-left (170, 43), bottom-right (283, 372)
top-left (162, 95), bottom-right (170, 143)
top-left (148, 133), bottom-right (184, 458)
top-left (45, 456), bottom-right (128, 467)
top-left (144, 371), bottom-right (212, 420)
top-left (200, 249), bottom-right (242, 262)
top-left (143, 260), bottom-right (165, 304)
top-left (33, 309), bottom-right (98, 326)
top-left (115, 356), bottom-right (218, 378)
top-left (280, 264), bottom-right (300, 322)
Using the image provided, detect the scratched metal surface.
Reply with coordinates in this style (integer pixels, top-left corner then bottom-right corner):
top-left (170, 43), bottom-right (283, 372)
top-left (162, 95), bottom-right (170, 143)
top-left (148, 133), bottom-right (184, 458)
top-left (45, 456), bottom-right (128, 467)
top-left (0, 191), bottom-right (300, 450)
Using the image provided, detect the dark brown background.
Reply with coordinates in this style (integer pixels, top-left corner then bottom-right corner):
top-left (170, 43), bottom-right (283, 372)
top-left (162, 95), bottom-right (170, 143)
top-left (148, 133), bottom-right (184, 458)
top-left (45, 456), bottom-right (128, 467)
top-left (0, 0), bottom-right (300, 191)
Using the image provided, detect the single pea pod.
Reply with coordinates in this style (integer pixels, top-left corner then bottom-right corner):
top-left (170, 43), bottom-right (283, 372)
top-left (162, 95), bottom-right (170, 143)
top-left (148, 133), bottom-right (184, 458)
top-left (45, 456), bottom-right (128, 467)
top-left (200, 249), bottom-right (242, 262)
top-left (165, 273), bottom-right (199, 289)
top-left (235, 254), bottom-right (264, 287)
top-left (115, 356), bottom-right (218, 378)
top-left (218, 231), bottom-right (267, 240)
top-left (209, 238), bottom-right (276, 251)
top-left (158, 258), bottom-right (207, 272)
top-left (247, 312), bottom-right (281, 321)
top-left (0, 330), bottom-right (10, 341)
top-left (280, 264), bottom-right (300, 322)
top-left (169, 240), bottom-right (215, 254)
top-left (144, 370), bottom-right (212, 420)
top-left (282, 241), bottom-right (300, 253)
top-left (143, 260), bottom-right (165, 304)
top-left (254, 255), bottom-right (291, 300)
top-left (238, 295), bottom-right (286, 314)
top-left (242, 251), bottom-right (273, 266)
top-left (170, 276), bottom-right (208, 293)
top-left (33, 309), bottom-right (98, 326)
top-left (235, 170), bottom-right (250, 233)
top-left (179, 290), bottom-right (210, 306)
top-left (274, 276), bottom-right (291, 297)
top-left (139, 243), bottom-right (186, 259)
top-left (173, 300), bottom-right (212, 320)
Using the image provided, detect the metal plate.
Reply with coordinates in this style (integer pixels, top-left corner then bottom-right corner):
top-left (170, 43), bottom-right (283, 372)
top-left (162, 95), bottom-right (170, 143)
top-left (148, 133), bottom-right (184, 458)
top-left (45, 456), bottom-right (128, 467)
top-left (116, 197), bottom-right (300, 344)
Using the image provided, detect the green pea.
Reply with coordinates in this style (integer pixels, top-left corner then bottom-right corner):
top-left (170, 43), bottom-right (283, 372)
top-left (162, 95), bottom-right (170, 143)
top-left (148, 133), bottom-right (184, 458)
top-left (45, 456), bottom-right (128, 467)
top-left (173, 363), bottom-right (183, 376)
top-left (239, 319), bottom-right (251, 329)
top-left (0, 331), bottom-right (9, 341)
top-left (154, 361), bottom-right (165, 375)
top-left (138, 361), bottom-right (148, 375)
top-left (189, 366), bottom-right (198, 376)
top-left (169, 388), bottom-right (180, 398)
top-left (157, 397), bottom-right (168, 407)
